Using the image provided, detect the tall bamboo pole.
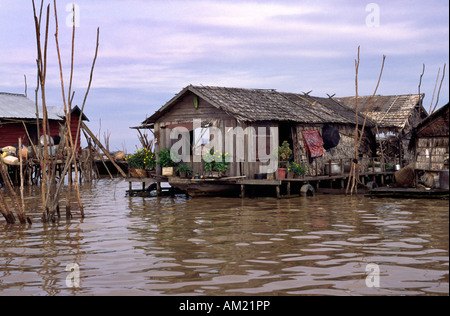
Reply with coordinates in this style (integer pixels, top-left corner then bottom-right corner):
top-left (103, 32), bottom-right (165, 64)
top-left (346, 47), bottom-right (386, 196)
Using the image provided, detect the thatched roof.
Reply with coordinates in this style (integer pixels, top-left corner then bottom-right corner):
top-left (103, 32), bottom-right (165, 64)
top-left (414, 103), bottom-right (449, 138)
top-left (336, 94), bottom-right (426, 130)
top-left (143, 85), bottom-right (375, 127)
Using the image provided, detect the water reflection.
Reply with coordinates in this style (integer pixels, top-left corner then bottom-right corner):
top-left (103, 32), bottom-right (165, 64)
top-left (0, 179), bottom-right (448, 296)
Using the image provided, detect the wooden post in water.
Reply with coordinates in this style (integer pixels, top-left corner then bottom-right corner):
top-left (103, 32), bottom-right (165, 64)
top-left (81, 122), bottom-right (127, 178)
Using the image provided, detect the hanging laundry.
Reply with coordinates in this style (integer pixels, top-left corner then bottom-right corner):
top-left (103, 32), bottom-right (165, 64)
top-left (302, 129), bottom-right (324, 158)
top-left (322, 124), bottom-right (340, 150)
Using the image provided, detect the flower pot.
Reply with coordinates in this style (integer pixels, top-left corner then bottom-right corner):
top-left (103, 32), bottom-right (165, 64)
top-left (129, 168), bottom-right (147, 178)
top-left (179, 171), bottom-right (187, 178)
top-left (162, 167), bottom-right (174, 176)
top-left (294, 174), bottom-right (304, 179)
top-left (326, 163), bottom-right (342, 176)
top-left (277, 168), bottom-right (287, 179)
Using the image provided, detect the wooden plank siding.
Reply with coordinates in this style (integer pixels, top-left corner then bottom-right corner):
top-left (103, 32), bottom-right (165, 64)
top-left (154, 92), bottom-right (280, 178)
top-left (151, 87), bottom-right (378, 179)
top-left (0, 115), bottom-right (82, 150)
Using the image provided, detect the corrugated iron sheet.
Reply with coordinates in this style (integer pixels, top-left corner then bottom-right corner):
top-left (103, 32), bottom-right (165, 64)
top-left (0, 93), bottom-right (62, 121)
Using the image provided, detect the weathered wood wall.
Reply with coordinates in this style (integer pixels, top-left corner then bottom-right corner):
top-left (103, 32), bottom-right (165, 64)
top-left (294, 124), bottom-right (375, 176)
top-left (154, 91), bottom-right (376, 178)
top-left (415, 137), bottom-right (449, 170)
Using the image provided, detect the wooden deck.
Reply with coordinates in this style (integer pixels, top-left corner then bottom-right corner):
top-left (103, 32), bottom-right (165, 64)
top-left (127, 171), bottom-right (398, 198)
top-left (369, 187), bottom-right (449, 199)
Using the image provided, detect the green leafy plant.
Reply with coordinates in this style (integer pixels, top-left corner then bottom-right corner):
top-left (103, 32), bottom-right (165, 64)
top-left (289, 161), bottom-right (307, 176)
top-left (176, 164), bottom-right (193, 176)
top-left (157, 147), bottom-right (177, 167)
top-left (126, 148), bottom-right (156, 170)
top-left (277, 141), bottom-right (292, 167)
top-left (203, 149), bottom-right (229, 173)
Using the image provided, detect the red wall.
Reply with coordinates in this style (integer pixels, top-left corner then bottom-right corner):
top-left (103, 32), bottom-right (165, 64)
top-left (0, 123), bottom-right (27, 148)
top-left (0, 115), bottom-right (82, 150)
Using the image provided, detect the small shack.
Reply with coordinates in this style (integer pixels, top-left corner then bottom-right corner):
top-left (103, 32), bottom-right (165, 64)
top-left (0, 92), bottom-right (88, 150)
top-left (411, 103), bottom-right (449, 171)
top-left (139, 85), bottom-right (377, 179)
top-left (336, 94), bottom-right (428, 166)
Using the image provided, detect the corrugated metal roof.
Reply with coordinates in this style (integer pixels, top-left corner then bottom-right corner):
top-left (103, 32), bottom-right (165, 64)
top-left (0, 92), bottom-right (64, 121)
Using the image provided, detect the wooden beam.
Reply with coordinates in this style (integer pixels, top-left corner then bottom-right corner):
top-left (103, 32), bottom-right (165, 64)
top-left (81, 122), bottom-right (127, 178)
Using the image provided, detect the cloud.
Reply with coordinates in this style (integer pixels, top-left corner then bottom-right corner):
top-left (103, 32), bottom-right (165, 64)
top-left (1, 0), bottom-right (448, 151)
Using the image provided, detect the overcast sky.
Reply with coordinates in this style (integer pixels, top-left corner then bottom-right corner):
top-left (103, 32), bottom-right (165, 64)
top-left (1, 0), bottom-right (448, 152)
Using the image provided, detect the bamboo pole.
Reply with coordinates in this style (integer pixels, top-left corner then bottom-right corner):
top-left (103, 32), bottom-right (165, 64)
top-left (0, 158), bottom-right (26, 224)
top-left (19, 138), bottom-right (27, 223)
top-left (346, 47), bottom-right (386, 196)
top-left (53, 0), bottom-right (84, 218)
top-left (81, 122), bottom-right (128, 178)
top-left (431, 63), bottom-right (446, 114)
top-left (0, 163), bottom-right (16, 224)
top-left (29, 0), bottom-right (99, 221)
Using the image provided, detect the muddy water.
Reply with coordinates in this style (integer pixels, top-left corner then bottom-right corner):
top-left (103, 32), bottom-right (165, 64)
top-left (0, 179), bottom-right (448, 296)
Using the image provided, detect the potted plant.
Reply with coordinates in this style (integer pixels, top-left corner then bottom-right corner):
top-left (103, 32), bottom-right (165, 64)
top-left (277, 141), bottom-right (292, 179)
top-left (368, 161), bottom-right (382, 173)
top-left (157, 147), bottom-right (177, 176)
top-left (385, 163), bottom-right (395, 171)
top-left (289, 161), bottom-right (307, 178)
top-left (176, 164), bottom-right (193, 178)
top-left (203, 149), bottom-right (229, 178)
top-left (126, 148), bottom-right (155, 178)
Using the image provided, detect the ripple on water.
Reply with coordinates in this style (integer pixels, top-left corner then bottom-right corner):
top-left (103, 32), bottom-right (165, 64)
top-left (0, 179), bottom-right (448, 296)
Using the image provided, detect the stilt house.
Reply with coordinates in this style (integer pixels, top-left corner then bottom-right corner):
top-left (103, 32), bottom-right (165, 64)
top-left (336, 94), bottom-right (428, 166)
top-left (138, 85), bottom-right (377, 178)
top-left (0, 92), bottom-right (88, 150)
top-left (410, 103), bottom-right (449, 170)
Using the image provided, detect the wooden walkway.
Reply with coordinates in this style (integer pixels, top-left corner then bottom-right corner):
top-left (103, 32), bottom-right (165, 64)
top-left (369, 187), bottom-right (449, 199)
top-left (127, 171), bottom-right (397, 198)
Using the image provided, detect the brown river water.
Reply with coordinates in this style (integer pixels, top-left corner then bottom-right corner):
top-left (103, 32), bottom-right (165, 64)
top-left (0, 178), bottom-right (448, 296)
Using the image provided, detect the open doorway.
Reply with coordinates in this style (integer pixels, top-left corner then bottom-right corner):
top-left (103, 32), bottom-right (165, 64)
top-left (278, 121), bottom-right (294, 149)
top-left (25, 123), bottom-right (38, 147)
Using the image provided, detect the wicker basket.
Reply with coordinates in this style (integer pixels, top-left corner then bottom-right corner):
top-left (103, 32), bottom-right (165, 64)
top-left (129, 168), bottom-right (147, 178)
top-left (394, 164), bottom-right (415, 187)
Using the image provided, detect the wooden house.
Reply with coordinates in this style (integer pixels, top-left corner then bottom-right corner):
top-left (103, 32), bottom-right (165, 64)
top-left (336, 94), bottom-right (428, 166)
top-left (139, 85), bottom-right (377, 179)
top-left (411, 103), bottom-right (449, 171)
top-left (0, 92), bottom-right (88, 150)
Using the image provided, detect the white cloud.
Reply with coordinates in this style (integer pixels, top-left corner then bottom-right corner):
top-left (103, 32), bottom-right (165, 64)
top-left (1, 0), bottom-right (448, 152)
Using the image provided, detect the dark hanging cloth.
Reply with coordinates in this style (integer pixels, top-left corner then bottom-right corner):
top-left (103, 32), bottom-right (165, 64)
top-left (302, 130), bottom-right (324, 158)
top-left (322, 125), bottom-right (340, 150)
